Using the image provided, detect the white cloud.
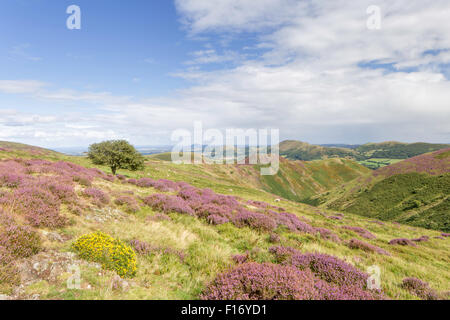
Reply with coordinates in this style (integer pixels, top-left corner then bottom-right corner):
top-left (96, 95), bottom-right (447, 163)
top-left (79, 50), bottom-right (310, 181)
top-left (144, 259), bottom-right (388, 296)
top-left (0, 80), bottom-right (47, 94)
top-left (1, 1), bottom-right (450, 147)
top-left (10, 44), bottom-right (42, 61)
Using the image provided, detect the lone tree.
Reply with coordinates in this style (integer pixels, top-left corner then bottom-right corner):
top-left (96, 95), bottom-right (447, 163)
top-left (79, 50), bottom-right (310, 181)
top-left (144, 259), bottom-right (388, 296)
top-left (88, 140), bottom-right (145, 175)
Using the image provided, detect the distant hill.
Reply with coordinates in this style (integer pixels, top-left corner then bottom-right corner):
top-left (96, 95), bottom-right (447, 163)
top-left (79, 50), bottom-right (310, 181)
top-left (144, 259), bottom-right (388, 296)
top-left (0, 141), bottom-right (61, 158)
top-left (147, 150), bottom-right (370, 204)
top-left (280, 140), bottom-right (450, 169)
top-left (319, 149), bottom-right (450, 232)
top-left (355, 141), bottom-right (450, 159)
top-left (280, 140), bottom-right (358, 161)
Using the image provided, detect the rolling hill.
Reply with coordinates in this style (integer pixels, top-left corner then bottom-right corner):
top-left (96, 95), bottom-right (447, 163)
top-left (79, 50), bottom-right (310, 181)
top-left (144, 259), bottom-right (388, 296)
top-left (280, 140), bottom-right (449, 169)
top-left (0, 142), bottom-right (449, 300)
top-left (148, 152), bottom-right (371, 204)
top-left (318, 149), bottom-right (450, 232)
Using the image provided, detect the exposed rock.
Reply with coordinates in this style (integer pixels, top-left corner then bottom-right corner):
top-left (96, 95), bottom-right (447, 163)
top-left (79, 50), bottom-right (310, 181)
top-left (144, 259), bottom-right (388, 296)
top-left (110, 275), bottom-right (130, 292)
top-left (41, 230), bottom-right (70, 243)
top-left (85, 207), bottom-right (128, 223)
top-left (17, 251), bottom-right (101, 286)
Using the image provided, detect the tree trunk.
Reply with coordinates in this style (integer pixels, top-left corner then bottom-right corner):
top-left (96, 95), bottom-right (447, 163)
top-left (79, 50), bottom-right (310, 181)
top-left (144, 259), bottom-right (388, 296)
top-left (111, 166), bottom-right (116, 175)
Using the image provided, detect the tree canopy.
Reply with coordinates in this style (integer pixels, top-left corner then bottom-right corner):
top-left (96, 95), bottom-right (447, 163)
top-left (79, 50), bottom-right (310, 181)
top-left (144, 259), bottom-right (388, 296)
top-left (88, 140), bottom-right (145, 175)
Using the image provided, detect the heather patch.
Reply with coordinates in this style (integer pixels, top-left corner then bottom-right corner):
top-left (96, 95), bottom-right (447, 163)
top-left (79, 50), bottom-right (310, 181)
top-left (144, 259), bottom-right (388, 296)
top-left (201, 262), bottom-right (320, 300)
top-left (0, 224), bottom-right (41, 258)
top-left (129, 239), bottom-right (185, 262)
top-left (342, 226), bottom-right (376, 240)
top-left (269, 246), bottom-right (369, 288)
top-left (83, 188), bottom-right (110, 207)
top-left (143, 194), bottom-right (194, 216)
top-left (12, 184), bottom-right (68, 228)
top-left (232, 253), bottom-right (249, 264)
top-left (232, 210), bottom-right (277, 231)
top-left (114, 195), bottom-right (140, 213)
top-left (388, 238), bottom-right (417, 247)
top-left (411, 236), bottom-right (429, 243)
top-left (315, 227), bottom-right (341, 242)
top-left (0, 246), bottom-right (20, 287)
top-left (207, 214), bottom-right (229, 225)
top-left (201, 262), bottom-right (384, 300)
top-left (347, 238), bottom-right (390, 255)
top-left (268, 233), bottom-right (281, 243)
top-left (401, 277), bottom-right (439, 300)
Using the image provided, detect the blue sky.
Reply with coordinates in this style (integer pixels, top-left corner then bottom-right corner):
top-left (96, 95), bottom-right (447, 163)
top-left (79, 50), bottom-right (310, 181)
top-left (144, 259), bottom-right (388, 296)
top-left (0, 0), bottom-right (449, 148)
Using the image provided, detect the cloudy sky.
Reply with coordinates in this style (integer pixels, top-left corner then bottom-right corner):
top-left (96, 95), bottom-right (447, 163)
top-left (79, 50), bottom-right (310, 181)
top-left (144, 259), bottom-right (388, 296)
top-left (0, 0), bottom-right (449, 148)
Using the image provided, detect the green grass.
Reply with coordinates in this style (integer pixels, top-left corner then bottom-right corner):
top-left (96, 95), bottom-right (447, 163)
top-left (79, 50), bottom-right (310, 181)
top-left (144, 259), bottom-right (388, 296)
top-left (328, 173), bottom-right (450, 232)
top-left (357, 158), bottom-right (403, 170)
top-left (1, 142), bottom-right (449, 300)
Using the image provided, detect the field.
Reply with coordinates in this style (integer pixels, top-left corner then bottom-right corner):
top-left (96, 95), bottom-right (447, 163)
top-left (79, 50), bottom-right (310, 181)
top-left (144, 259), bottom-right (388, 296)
top-left (357, 159), bottom-right (403, 170)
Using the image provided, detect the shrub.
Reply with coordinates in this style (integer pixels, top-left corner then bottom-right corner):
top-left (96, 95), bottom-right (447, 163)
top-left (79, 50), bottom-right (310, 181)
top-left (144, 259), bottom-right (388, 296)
top-left (143, 194), bottom-right (194, 215)
top-left (315, 227), bottom-right (341, 242)
top-left (233, 210), bottom-right (277, 231)
top-left (388, 238), bottom-right (417, 247)
top-left (201, 262), bottom-right (384, 300)
top-left (232, 253), bottom-right (249, 264)
top-left (268, 233), bottom-right (281, 243)
top-left (201, 262), bottom-right (320, 300)
top-left (411, 236), bottom-right (429, 243)
top-left (269, 246), bottom-right (368, 288)
top-left (401, 277), bottom-right (439, 300)
top-left (12, 184), bottom-right (68, 228)
top-left (114, 195), bottom-right (140, 213)
top-left (73, 175), bottom-right (92, 187)
top-left (347, 239), bottom-right (390, 255)
top-left (83, 188), bottom-right (110, 206)
top-left (207, 214), bottom-right (229, 225)
top-left (0, 246), bottom-right (20, 286)
top-left (129, 239), bottom-right (185, 262)
top-left (342, 226), bottom-right (376, 240)
top-left (442, 233), bottom-right (450, 237)
top-left (0, 224), bottom-right (41, 258)
top-left (72, 232), bottom-right (137, 278)
top-left (273, 212), bottom-right (315, 233)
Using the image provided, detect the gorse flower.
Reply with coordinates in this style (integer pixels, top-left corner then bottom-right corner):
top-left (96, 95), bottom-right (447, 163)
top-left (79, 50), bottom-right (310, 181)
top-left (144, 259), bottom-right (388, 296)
top-left (72, 232), bottom-right (137, 278)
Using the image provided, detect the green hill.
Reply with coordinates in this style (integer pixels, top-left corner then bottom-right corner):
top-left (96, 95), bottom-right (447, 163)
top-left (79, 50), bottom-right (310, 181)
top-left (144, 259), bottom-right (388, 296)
top-left (280, 140), bottom-right (450, 169)
top-left (280, 140), bottom-right (358, 161)
top-left (321, 149), bottom-right (450, 232)
top-left (0, 142), bottom-right (449, 300)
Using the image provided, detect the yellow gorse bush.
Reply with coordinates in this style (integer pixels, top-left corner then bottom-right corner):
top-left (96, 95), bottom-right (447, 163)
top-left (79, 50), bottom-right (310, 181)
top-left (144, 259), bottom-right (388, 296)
top-left (72, 231), bottom-right (137, 278)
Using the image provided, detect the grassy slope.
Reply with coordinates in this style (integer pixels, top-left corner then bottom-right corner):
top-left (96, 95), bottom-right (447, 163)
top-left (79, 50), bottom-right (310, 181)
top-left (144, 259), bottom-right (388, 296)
top-left (0, 142), bottom-right (449, 300)
top-left (319, 149), bottom-right (450, 232)
top-left (150, 153), bottom-right (371, 204)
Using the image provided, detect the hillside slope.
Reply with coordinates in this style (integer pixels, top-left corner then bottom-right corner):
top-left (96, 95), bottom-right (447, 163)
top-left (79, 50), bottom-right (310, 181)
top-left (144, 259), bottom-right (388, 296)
top-left (148, 153), bottom-right (370, 204)
top-left (0, 143), bottom-right (449, 300)
top-left (280, 140), bottom-right (449, 169)
top-left (320, 149), bottom-right (450, 232)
